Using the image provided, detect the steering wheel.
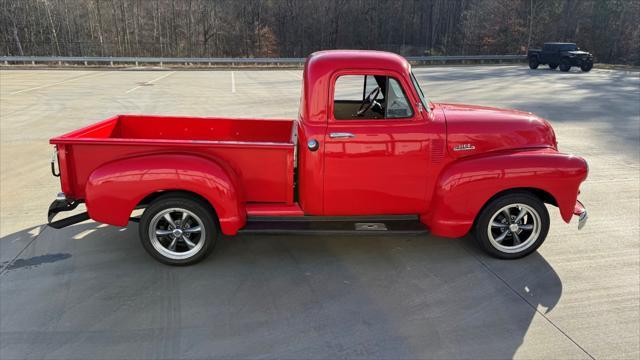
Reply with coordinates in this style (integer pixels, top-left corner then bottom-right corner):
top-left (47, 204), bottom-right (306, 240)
top-left (356, 87), bottom-right (382, 116)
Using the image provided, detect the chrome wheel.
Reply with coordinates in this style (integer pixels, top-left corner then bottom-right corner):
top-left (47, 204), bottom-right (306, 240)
top-left (149, 208), bottom-right (205, 260)
top-left (487, 203), bottom-right (541, 254)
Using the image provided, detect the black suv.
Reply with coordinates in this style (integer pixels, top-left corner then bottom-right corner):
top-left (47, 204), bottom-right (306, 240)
top-left (527, 43), bottom-right (593, 72)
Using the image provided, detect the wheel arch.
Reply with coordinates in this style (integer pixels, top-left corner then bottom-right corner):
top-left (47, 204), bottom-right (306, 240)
top-left (137, 189), bottom-right (215, 210)
top-left (136, 189), bottom-right (221, 227)
top-left (85, 153), bottom-right (246, 235)
top-left (422, 149), bottom-right (587, 238)
top-left (473, 187), bottom-right (557, 227)
top-left (481, 187), bottom-right (557, 210)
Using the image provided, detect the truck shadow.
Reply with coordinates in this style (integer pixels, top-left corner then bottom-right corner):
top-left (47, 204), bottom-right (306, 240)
top-left (0, 221), bottom-right (563, 359)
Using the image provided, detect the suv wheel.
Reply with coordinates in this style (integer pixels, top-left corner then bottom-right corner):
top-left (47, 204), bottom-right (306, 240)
top-left (473, 192), bottom-right (550, 259)
top-left (559, 59), bottom-right (571, 72)
top-left (581, 61), bottom-right (593, 72)
top-left (528, 57), bottom-right (539, 69)
top-left (549, 63), bottom-right (558, 70)
top-left (139, 194), bottom-right (217, 265)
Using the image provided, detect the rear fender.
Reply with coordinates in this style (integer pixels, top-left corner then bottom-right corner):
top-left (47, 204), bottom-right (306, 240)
top-left (85, 154), bottom-right (245, 235)
top-left (423, 149), bottom-right (588, 238)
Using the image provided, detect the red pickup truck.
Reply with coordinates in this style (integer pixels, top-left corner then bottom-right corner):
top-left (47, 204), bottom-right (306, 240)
top-left (48, 50), bottom-right (588, 265)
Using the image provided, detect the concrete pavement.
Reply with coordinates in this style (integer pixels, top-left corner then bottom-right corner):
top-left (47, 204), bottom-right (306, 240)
top-left (0, 65), bottom-right (638, 359)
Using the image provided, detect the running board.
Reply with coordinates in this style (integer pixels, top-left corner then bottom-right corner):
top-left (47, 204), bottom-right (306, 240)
top-left (239, 215), bottom-right (428, 235)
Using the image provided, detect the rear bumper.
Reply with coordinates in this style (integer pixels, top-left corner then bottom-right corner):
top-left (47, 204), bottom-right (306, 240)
top-left (573, 200), bottom-right (588, 230)
top-left (47, 192), bottom-right (89, 229)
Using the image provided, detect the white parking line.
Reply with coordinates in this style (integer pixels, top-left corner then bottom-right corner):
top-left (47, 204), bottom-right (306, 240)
top-left (125, 71), bottom-right (175, 94)
top-left (231, 71), bottom-right (236, 93)
top-left (287, 70), bottom-right (303, 79)
top-left (9, 72), bottom-right (109, 95)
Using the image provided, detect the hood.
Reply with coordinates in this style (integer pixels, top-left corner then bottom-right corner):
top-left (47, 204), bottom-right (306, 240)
top-left (567, 50), bottom-right (591, 56)
top-left (440, 103), bottom-right (557, 159)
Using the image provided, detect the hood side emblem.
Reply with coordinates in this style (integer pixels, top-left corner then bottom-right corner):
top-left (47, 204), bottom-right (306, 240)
top-left (453, 144), bottom-right (476, 151)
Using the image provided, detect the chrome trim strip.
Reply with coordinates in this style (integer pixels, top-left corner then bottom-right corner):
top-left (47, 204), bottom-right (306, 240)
top-left (329, 132), bottom-right (355, 139)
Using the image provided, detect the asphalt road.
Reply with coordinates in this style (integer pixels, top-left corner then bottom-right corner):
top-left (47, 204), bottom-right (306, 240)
top-left (0, 65), bottom-right (638, 359)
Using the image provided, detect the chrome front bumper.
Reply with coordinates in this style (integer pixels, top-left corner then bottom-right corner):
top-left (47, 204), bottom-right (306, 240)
top-left (574, 200), bottom-right (588, 230)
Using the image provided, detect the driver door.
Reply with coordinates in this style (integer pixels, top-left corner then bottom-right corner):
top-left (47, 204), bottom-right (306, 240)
top-left (323, 71), bottom-right (430, 215)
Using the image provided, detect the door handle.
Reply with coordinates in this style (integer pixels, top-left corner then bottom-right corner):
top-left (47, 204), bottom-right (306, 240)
top-left (329, 132), bottom-right (355, 139)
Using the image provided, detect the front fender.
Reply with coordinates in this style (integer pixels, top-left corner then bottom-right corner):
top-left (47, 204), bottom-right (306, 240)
top-left (85, 154), bottom-right (245, 235)
top-left (424, 149), bottom-right (588, 238)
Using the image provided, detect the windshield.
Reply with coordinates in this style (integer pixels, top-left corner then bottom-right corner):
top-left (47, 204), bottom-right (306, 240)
top-left (410, 71), bottom-right (431, 111)
top-left (559, 44), bottom-right (578, 51)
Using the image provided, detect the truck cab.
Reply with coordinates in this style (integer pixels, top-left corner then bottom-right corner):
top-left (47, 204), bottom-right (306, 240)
top-left (49, 50), bottom-right (589, 265)
top-left (296, 51), bottom-right (439, 217)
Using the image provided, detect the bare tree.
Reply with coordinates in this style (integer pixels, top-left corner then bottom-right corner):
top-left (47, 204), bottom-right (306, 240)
top-left (0, 0), bottom-right (638, 64)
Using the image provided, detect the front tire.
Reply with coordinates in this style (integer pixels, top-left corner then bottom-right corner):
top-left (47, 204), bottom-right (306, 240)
top-left (473, 192), bottom-right (550, 259)
top-left (581, 61), bottom-right (593, 72)
top-left (139, 194), bottom-right (217, 265)
top-left (528, 57), bottom-right (539, 69)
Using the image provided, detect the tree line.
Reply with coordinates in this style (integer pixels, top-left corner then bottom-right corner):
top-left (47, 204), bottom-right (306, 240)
top-left (1, 0), bottom-right (638, 64)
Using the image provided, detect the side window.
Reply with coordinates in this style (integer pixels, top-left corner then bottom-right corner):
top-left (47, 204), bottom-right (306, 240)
top-left (333, 75), bottom-right (413, 120)
top-left (386, 78), bottom-right (413, 118)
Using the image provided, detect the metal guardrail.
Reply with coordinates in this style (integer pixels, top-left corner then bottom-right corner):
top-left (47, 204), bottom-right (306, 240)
top-left (406, 54), bottom-right (526, 61)
top-left (0, 55), bottom-right (527, 66)
top-left (0, 56), bottom-right (306, 65)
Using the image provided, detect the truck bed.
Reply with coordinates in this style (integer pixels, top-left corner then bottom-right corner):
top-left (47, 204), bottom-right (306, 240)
top-left (51, 115), bottom-right (296, 204)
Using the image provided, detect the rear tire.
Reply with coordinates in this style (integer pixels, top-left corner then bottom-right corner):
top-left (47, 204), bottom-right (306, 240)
top-left (528, 57), bottom-right (539, 69)
top-left (559, 59), bottom-right (571, 72)
top-left (549, 63), bottom-right (558, 70)
top-left (473, 192), bottom-right (550, 259)
top-left (139, 194), bottom-right (217, 265)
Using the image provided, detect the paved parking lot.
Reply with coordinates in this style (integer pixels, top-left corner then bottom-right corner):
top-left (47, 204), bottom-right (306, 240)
top-left (1, 65), bottom-right (638, 359)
